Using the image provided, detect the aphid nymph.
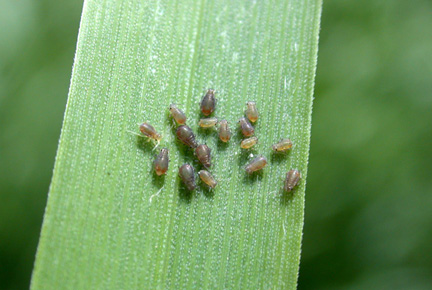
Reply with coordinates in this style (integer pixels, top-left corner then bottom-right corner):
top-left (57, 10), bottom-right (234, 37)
top-left (199, 117), bottom-right (218, 128)
top-left (240, 136), bottom-right (258, 149)
top-left (239, 117), bottom-right (254, 137)
top-left (245, 101), bottom-right (258, 123)
top-left (200, 89), bottom-right (216, 116)
top-left (245, 155), bottom-right (267, 173)
top-left (198, 170), bottom-right (217, 189)
top-left (284, 169), bottom-right (301, 192)
top-left (195, 144), bottom-right (212, 168)
top-left (272, 138), bottom-right (293, 152)
top-left (218, 119), bottom-right (231, 142)
top-left (154, 148), bottom-right (169, 176)
top-left (179, 164), bottom-right (196, 191)
top-left (169, 104), bottom-right (187, 125)
top-left (139, 122), bottom-right (162, 141)
top-left (176, 125), bottom-right (198, 148)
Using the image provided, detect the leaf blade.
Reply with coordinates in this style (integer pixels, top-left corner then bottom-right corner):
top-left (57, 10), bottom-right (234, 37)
top-left (32, 0), bottom-right (322, 289)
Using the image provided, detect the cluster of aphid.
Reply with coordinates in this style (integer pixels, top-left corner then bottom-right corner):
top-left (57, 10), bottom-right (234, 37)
top-left (137, 89), bottom-right (301, 193)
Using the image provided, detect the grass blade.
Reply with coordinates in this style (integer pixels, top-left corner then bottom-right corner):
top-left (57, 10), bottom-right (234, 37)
top-left (31, 0), bottom-right (321, 288)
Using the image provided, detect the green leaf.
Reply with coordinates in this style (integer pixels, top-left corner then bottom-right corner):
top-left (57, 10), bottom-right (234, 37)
top-left (31, 0), bottom-right (322, 289)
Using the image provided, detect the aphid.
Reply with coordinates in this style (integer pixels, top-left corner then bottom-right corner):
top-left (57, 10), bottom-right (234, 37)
top-left (218, 119), bottom-right (231, 142)
top-left (176, 125), bottom-right (198, 148)
top-left (284, 169), bottom-right (301, 192)
top-left (272, 138), bottom-right (293, 152)
top-left (245, 101), bottom-right (258, 123)
top-left (245, 155), bottom-right (268, 174)
top-left (198, 117), bottom-right (218, 128)
top-left (195, 144), bottom-right (212, 168)
top-left (154, 148), bottom-right (169, 176)
top-left (169, 104), bottom-right (187, 124)
top-left (139, 122), bottom-right (162, 141)
top-left (200, 89), bottom-right (216, 116)
top-left (198, 170), bottom-right (218, 189)
top-left (179, 164), bottom-right (196, 191)
top-left (240, 136), bottom-right (258, 149)
top-left (239, 117), bottom-right (254, 137)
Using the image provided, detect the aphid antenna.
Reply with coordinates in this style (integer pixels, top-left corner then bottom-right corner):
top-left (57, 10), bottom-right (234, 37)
top-left (202, 86), bottom-right (216, 93)
top-left (126, 130), bottom-right (144, 137)
top-left (149, 187), bottom-right (164, 203)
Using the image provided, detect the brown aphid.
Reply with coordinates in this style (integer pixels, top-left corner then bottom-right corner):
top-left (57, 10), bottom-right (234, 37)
top-left (195, 144), bottom-right (212, 168)
top-left (239, 117), bottom-right (254, 137)
top-left (154, 148), bottom-right (169, 176)
top-left (198, 170), bottom-right (217, 189)
top-left (200, 89), bottom-right (216, 116)
top-left (240, 136), bottom-right (258, 149)
top-left (245, 155), bottom-right (268, 174)
top-left (179, 164), bottom-right (196, 191)
top-left (176, 125), bottom-right (198, 148)
top-left (139, 122), bottom-right (162, 141)
top-left (199, 117), bottom-right (218, 128)
top-left (272, 138), bottom-right (293, 152)
top-left (245, 101), bottom-right (259, 123)
top-left (169, 104), bottom-right (187, 124)
top-left (218, 119), bottom-right (231, 143)
top-left (284, 169), bottom-right (301, 192)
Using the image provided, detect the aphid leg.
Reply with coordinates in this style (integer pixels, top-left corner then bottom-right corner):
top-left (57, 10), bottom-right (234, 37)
top-left (149, 187), bottom-right (164, 203)
top-left (152, 139), bottom-right (160, 151)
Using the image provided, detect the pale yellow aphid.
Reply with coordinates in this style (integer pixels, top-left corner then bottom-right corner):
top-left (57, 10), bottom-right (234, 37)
top-left (245, 101), bottom-right (258, 123)
top-left (198, 117), bottom-right (218, 128)
top-left (245, 155), bottom-right (267, 174)
top-left (272, 138), bottom-right (293, 152)
top-left (198, 170), bottom-right (217, 189)
top-left (240, 136), bottom-right (258, 149)
top-left (169, 104), bottom-right (187, 124)
top-left (218, 119), bottom-right (231, 142)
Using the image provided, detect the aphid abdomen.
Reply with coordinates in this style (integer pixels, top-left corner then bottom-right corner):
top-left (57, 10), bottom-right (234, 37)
top-left (245, 155), bottom-right (267, 174)
top-left (240, 136), bottom-right (258, 149)
top-left (200, 89), bottom-right (216, 116)
top-left (139, 122), bottom-right (162, 141)
top-left (272, 138), bottom-right (293, 152)
top-left (179, 164), bottom-right (196, 191)
top-left (176, 125), bottom-right (198, 148)
top-left (195, 144), bottom-right (212, 168)
top-left (154, 148), bottom-right (169, 176)
top-left (199, 117), bottom-right (218, 128)
top-left (239, 117), bottom-right (254, 137)
top-left (218, 119), bottom-right (231, 142)
top-left (198, 170), bottom-right (217, 188)
top-left (169, 104), bottom-right (187, 124)
top-left (284, 169), bottom-right (301, 192)
top-left (246, 101), bottom-right (258, 123)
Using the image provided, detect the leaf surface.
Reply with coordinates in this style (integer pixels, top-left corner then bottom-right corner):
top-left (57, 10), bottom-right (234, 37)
top-left (31, 0), bottom-right (322, 289)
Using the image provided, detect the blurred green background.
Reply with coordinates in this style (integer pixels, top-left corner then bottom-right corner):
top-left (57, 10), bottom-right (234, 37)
top-left (1, 0), bottom-right (431, 289)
